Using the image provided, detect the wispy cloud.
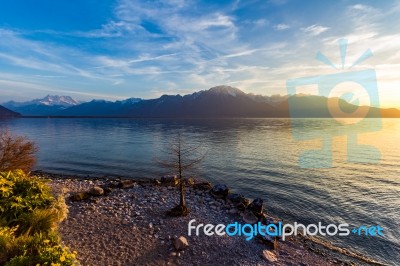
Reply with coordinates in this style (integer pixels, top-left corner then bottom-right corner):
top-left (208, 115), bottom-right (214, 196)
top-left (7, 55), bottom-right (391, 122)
top-left (0, 79), bottom-right (127, 102)
top-left (301, 24), bottom-right (330, 36)
top-left (0, 0), bottom-right (399, 107)
top-left (274, 24), bottom-right (290, 31)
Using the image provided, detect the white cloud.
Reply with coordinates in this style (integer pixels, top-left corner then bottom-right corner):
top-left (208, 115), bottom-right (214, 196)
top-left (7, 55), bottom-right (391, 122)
top-left (253, 19), bottom-right (269, 27)
top-left (301, 24), bottom-right (330, 36)
top-left (274, 24), bottom-right (290, 31)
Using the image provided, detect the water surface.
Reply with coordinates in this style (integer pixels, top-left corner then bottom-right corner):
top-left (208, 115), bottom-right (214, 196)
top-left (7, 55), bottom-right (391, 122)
top-left (1, 118), bottom-right (399, 265)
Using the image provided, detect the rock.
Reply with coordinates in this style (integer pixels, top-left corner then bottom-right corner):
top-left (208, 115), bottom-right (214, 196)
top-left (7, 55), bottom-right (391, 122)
top-left (185, 177), bottom-right (195, 186)
top-left (101, 186), bottom-right (113, 195)
top-left (193, 181), bottom-right (212, 191)
top-left (210, 184), bottom-right (229, 199)
top-left (106, 181), bottom-right (120, 188)
top-left (227, 193), bottom-right (243, 203)
top-left (160, 175), bottom-right (179, 186)
top-left (228, 209), bottom-right (237, 214)
top-left (248, 198), bottom-right (264, 217)
top-left (173, 236), bottom-right (189, 251)
top-left (236, 202), bottom-right (248, 211)
top-left (148, 223), bottom-right (153, 229)
top-left (118, 180), bottom-right (136, 189)
top-left (89, 186), bottom-right (104, 196)
top-left (242, 210), bottom-right (259, 224)
top-left (261, 250), bottom-right (277, 262)
top-left (70, 192), bottom-right (90, 201)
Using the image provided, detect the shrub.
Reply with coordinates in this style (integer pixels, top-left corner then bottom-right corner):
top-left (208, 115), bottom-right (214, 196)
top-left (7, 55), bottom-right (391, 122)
top-left (0, 170), bottom-right (54, 228)
top-left (0, 171), bottom-right (78, 265)
top-left (0, 130), bottom-right (38, 173)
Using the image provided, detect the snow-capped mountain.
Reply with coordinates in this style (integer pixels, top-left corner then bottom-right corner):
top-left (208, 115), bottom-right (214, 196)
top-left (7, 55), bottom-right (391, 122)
top-left (5, 95), bottom-right (80, 108)
top-left (37, 95), bottom-right (79, 106)
top-left (3, 95), bottom-right (81, 116)
top-left (2, 86), bottom-right (398, 117)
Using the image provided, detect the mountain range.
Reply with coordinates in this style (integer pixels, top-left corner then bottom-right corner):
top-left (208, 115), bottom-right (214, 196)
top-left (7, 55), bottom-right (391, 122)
top-left (1, 86), bottom-right (400, 118)
top-left (3, 95), bottom-right (80, 116)
top-left (0, 105), bottom-right (21, 118)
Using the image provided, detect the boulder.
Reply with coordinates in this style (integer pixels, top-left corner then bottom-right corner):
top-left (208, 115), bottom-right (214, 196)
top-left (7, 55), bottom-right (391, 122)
top-left (227, 193), bottom-right (250, 209)
top-left (70, 192), bottom-right (90, 201)
top-left (106, 181), bottom-right (119, 188)
top-left (101, 186), bottom-right (113, 196)
top-left (89, 186), bottom-right (104, 196)
top-left (173, 236), bottom-right (189, 251)
top-left (248, 198), bottom-right (264, 217)
top-left (160, 175), bottom-right (179, 186)
top-left (261, 250), bottom-right (277, 262)
top-left (185, 177), bottom-right (195, 186)
top-left (242, 210), bottom-right (259, 224)
top-left (193, 181), bottom-right (212, 191)
top-left (118, 180), bottom-right (136, 189)
top-left (227, 193), bottom-right (244, 203)
top-left (210, 184), bottom-right (229, 199)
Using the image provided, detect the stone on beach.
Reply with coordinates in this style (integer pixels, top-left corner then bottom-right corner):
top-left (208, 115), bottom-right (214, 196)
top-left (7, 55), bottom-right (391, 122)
top-left (70, 191), bottom-right (90, 201)
top-left (193, 181), bottom-right (212, 191)
top-left (261, 250), bottom-right (278, 262)
top-left (242, 210), bottom-right (259, 224)
top-left (89, 186), bottom-right (104, 196)
top-left (173, 236), bottom-right (189, 251)
top-left (248, 198), bottom-right (264, 217)
top-left (210, 184), bottom-right (229, 199)
top-left (118, 180), bottom-right (136, 189)
top-left (160, 175), bottom-right (179, 186)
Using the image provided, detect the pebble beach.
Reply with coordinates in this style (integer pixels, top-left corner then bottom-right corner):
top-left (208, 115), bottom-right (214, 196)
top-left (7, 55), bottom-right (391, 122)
top-left (37, 172), bottom-right (377, 266)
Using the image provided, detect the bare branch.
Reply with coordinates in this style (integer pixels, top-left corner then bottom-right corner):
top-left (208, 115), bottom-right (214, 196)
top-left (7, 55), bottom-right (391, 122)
top-left (0, 129), bottom-right (38, 173)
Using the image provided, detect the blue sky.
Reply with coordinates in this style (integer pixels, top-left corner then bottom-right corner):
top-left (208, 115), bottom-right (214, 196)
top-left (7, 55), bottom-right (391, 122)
top-left (0, 0), bottom-right (399, 108)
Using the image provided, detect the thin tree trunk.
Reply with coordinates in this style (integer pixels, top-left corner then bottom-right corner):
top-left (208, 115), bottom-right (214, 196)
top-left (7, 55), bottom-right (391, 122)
top-left (178, 137), bottom-right (185, 207)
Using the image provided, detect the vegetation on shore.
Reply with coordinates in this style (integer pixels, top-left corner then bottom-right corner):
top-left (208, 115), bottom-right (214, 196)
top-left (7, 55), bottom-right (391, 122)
top-left (0, 129), bottom-right (38, 173)
top-left (0, 171), bottom-right (78, 265)
top-left (0, 130), bottom-right (78, 265)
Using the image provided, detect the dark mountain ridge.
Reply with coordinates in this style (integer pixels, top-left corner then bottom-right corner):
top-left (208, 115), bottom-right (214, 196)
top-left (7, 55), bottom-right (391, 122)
top-left (3, 86), bottom-right (400, 118)
top-left (0, 105), bottom-right (21, 118)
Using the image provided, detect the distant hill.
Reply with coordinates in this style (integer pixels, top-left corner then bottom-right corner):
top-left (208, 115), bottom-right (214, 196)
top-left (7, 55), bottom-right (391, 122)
top-left (0, 105), bottom-right (21, 118)
top-left (57, 98), bottom-right (142, 117)
top-left (4, 86), bottom-right (400, 118)
top-left (56, 86), bottom-right (400, 118)
top-left (3, 95), bottom-right (80, 116)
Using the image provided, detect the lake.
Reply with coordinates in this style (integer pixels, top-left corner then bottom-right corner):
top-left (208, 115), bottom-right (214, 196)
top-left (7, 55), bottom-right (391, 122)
top-left (1, 118), bottom-right (399, 265)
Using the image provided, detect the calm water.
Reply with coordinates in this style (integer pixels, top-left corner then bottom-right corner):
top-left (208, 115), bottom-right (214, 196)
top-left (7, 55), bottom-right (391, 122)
top-left (1, 118), bottom-right (399, 265)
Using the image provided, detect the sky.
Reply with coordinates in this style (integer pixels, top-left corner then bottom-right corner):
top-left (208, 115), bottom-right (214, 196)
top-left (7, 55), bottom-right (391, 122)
top-left (0, 0), bottom-right (399, 108)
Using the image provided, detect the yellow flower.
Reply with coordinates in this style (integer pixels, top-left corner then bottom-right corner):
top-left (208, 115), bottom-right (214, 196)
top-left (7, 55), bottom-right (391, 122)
top-left (43, 239), bottom-right (50, 244)
top-left (60, 255), bottom-right (65, 262)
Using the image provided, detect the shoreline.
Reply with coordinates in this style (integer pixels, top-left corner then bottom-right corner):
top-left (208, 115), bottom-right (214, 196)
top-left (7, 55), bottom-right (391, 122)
top-left (33, 170), bottom-right (385, 266)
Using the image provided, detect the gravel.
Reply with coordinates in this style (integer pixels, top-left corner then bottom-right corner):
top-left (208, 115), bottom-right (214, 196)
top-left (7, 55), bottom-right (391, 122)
top-left (41, 174), bottom-right (353, 266)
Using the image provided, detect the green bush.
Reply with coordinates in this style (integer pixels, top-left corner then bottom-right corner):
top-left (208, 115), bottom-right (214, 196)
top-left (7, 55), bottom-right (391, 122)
top-left (0, 170), bottom-right (78, 266)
